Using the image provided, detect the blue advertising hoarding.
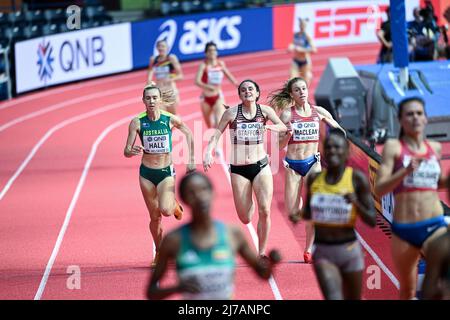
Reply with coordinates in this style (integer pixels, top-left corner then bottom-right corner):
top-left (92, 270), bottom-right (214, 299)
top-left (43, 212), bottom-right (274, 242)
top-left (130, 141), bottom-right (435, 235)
top-left (131, 7), bottom-right (273, 68)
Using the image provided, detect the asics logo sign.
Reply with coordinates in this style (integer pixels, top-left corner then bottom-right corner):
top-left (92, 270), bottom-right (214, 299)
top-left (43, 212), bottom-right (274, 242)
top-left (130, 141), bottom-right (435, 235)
top-left (154, 20), bottom-right (177, 56)
top-left (155, 16), bottom-right (242, 55)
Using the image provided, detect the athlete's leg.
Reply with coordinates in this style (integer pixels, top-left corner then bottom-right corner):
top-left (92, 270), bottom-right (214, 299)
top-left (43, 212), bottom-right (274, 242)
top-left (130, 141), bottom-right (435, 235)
top-left (200, 101), bottom-right (213, 128)
top-left (391, 234), bottom-right (421, 299)
top-left (284, 167), bottom-right (302, 217)
top-left (314, 260), bottom-right (343, 300)
top-left (289, 61), bottom-right (299, 80)
top-left (230, 172), bottom-right (255, 225)
top-left (165, 92), bottom-right (179, 115)
top-left (304, 162), bottom-right (321, 258)
top-left (253, 165), bottom-right (273, 256)
top-left (299, 64), bottom-right (313, 86)
top-left (156, 176), bottom-right (177, 218)
top-left (341, 271), bottom-right (363, 300)
top-left (139, 176), bottom-right (162, 249)
top-left (423, 226), bottom-right (449, 255)
top-left (211, 96), bottom-right (225, 129)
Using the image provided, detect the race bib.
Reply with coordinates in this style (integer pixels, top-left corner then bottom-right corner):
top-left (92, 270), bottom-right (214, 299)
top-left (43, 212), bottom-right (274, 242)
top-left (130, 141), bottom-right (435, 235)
top-left (311, 193), bottom-right (352, 225)
top-left (292, 121), bottom-right (319, 142)
top-left (402, 155), bottom-right (440, 189)
top-left (208, 69), bottom-right (223, 85)
top-left (236, 122), bottom-right (264, 142)
top-left (179, 266), bottom-right (234, 300)
top-left (154, 65), bottom-right (170, 80)
top-left (143, 134), bottom-right (170, 153)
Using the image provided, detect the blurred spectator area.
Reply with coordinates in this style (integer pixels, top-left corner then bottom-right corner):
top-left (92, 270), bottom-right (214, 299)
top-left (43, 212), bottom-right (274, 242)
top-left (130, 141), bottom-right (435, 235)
top-left (0, 1), bottom-right (114, 49)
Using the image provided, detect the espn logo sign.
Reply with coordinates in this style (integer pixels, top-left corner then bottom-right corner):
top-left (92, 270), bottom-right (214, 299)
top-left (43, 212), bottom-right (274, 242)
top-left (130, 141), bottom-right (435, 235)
top-left (314, 5), bottom-right (388, 39)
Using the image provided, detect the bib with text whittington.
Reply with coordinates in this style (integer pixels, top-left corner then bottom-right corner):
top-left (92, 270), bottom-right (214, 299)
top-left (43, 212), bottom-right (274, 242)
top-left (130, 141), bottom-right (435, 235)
top-left (310, 167), bottom-right (357, 228)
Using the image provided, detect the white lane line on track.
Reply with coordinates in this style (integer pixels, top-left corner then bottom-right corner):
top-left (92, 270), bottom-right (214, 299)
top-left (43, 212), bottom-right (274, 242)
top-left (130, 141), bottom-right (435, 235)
top-left (216, 150), bottom-right (283, 300)
top-left (0, 72), bottom-right (144, 110)
top-left (355, 231), bottom-right (400, 289)
top-left (34, 114), bottom-right (135, 300)
top-left (34, 111), bottom-right (201, 299)
top-left (0, 84), bottom-right (141, 132)
top-left (0, 98), bottom-right (138, 201)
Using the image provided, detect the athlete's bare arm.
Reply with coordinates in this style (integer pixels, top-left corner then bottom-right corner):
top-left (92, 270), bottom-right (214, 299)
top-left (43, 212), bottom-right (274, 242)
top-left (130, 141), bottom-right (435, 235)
top-left (170, 115), bottom-right (196, 172)
top-left (124, 117), bottom-right (144, 157)
top-left (315, 106), bottom-right (346, 136)
top-left (349, 169), bottom-right (376, 227)
top-left (278, 108), bottom-right (293, 149)
top-left (375, 139), bottom-right (421, 196)
top-left (429, 140), bottom-right (447, 189)
top-left (147, 232), bottom-right (200, 300)
top-left (231, 226), bottom-right (278, 279)
top-left (261, 105), bottom-right (288, 133)
top-left (220, 61), bottom-right (238, 87)
top-left (203, 108), bottom-right (236, 171)
top-left (169, 54), bottom-right (183, 81)
top-left (305, 33), bottom-right (317, 53)
top-left (195, 62), bottom-right (215, 92)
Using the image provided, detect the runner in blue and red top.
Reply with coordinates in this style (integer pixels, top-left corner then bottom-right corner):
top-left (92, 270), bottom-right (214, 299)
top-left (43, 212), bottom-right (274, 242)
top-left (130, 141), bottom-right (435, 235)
top-left (375, 97), bottom-right (449, 300)
top-left (269, 77), bottom-right (345, 264)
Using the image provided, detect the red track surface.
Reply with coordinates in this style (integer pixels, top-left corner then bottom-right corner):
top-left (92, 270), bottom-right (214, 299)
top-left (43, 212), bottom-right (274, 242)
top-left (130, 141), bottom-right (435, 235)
top-left (0, 43), bottom-right (409, 300)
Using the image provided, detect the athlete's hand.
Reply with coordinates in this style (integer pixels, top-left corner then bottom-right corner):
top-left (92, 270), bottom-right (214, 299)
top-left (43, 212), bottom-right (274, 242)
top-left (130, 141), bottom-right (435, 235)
top-left (203, 152), bottom-right (214, 172)
top-left (406, 156), bottom-right (425, 173)
top-left (289, 212), bottom-right (301, 224)
top-left (186, 163), bottom-right (196, 173)
top-left (285, 128), bottom-right (293, 138)
top-left (343, 192), bottom-right (357, 204)
top-left (178, 278), bottom-right (201, 294)
top-left (287, 44), bottom-right (295, 53)
top-left (129, 145), bottom-right (144, 156)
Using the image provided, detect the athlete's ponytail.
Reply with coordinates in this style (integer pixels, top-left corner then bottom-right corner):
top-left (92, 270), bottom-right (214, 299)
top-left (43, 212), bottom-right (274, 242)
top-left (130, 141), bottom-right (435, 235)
top-left (143, 84), bottom-right (176, 106)
top-left (268, 77), bottom-right (307, 113)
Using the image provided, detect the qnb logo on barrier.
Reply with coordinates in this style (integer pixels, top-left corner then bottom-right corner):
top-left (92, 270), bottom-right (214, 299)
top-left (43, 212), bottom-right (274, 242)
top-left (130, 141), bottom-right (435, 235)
top-left (155, 16), bottom-right (242, 56)
top-left (59, 36), bottom-right (105, 72)
top-left (314, 5), bottom-right (387, 39)
top-left (37, 41), bottom-right (55, 81)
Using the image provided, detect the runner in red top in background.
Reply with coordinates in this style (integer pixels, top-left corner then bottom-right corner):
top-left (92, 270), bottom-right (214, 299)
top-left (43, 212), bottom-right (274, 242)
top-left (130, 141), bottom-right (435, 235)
top-left (195, 42), bottom-right (238, 129)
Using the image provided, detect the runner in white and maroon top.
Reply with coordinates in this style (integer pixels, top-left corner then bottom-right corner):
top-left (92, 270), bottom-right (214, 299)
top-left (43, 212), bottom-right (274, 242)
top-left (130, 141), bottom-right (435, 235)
top-left (375, 97), bottom-right (448, 300)
top-left (203, 80), bottom-right (287, 258)
top-left (269, 77), bottom-right (345, 263)
top-left (195, 41), bottom-right (238, 129)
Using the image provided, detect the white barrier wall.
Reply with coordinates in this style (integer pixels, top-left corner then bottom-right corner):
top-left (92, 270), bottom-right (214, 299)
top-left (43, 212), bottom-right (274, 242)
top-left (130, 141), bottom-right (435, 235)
top-left (15, 23), bottom-right (132, 94)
